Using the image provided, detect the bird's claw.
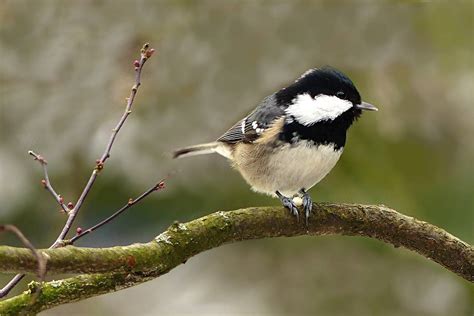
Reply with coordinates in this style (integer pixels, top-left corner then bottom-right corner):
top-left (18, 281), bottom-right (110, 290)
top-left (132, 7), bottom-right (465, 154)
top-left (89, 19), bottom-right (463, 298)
top-left (276, 191), bottom-right (299, 221)
top-left (300, 189), bottom-right (312, 225)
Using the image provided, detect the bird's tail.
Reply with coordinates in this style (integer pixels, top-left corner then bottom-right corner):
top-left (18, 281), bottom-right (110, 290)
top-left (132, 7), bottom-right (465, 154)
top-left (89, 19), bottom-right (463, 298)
top-left (173, 142), bottom-right (221, 159)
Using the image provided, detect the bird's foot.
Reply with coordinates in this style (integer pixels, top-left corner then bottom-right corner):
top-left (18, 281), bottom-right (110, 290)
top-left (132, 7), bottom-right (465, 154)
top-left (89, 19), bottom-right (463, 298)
top-left (276, 191), bottom-right (299, 221)
top-left (299, 189), bottom-right (312, 225)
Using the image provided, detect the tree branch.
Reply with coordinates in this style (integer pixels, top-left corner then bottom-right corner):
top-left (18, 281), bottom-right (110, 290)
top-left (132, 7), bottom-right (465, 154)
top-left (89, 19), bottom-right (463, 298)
top-left (0, 203), bottom-right (472, 314)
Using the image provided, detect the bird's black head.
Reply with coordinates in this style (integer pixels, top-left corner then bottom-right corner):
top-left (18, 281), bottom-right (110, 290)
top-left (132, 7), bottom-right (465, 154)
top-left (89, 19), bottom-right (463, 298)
top-left (283, 66), bottom-right (361, 104)
top-left (277, 67), bottom-right (377, 149)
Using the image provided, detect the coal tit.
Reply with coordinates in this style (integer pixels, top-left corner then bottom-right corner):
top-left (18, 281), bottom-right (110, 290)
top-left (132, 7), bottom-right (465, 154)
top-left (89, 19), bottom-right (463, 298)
top-left (174, 67), bottom-right (378, 223)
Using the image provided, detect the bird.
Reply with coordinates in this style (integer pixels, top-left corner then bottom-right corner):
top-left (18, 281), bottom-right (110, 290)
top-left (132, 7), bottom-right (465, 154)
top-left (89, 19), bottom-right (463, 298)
top-left (173, 66), bottom-right (378, 224)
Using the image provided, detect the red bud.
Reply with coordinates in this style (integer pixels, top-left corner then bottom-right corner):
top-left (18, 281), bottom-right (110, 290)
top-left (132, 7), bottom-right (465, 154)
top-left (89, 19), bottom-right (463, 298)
top-left (76, 227), bottom-right (82, 235)
top-left (96, 160), bottom-right (104, 170)
top-left (133, 60), bottom-right (140, 67)
top-left (145, 48), bottom-right (155, 58)
top-left (58, 195), bottom-right (64, 204)
top-left (156, 181), bottom-right (165, 190)
top-left (67, 202), bottom-right (74, 210)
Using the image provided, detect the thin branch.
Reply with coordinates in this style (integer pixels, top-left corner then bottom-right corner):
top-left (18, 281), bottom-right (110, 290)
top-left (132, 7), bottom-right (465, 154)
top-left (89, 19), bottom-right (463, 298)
top-left (69, 180), bottom-right (165, 244)
top-left (98, 45), bottom-right (155, 164)
top-left (53, 43), bottom-right (155, 247)
top-left (0, 203), bottom-right (471, 315)
top-left (0, 275), bottom-right (24, 300)
top-left (0, 43), bottom-right (155, 299)
top-left (27, 151), bottom-right (68, 213)
top-left (0, 225), bottom-right (46, 298)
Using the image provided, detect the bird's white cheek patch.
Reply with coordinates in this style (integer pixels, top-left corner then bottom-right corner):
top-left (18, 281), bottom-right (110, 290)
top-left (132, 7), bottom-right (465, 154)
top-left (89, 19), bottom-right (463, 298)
top-left (285, 93), bottom-right (352, 125)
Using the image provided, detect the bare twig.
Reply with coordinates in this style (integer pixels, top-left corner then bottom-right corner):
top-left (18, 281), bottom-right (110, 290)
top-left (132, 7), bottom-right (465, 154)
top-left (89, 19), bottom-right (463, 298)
top-left (0, 43), bottom-right (155, 298)
top-left (27, 151), bottom-right (68, 213)
top-left (98, 44), bottom-right (155, 165)
top-left (53, 43), bottom-right (155, 247)
top-left (0, 275), bottom-right (24, 299)
top-left (69, 180), bottom-right (165, 244)
top-left (0, 225), bottom-right (46, 297)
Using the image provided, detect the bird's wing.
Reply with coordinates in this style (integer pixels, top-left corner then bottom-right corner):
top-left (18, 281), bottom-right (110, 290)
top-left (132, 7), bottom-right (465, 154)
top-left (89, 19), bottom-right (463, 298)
top-left (217, 94), bottom-right (285, 144)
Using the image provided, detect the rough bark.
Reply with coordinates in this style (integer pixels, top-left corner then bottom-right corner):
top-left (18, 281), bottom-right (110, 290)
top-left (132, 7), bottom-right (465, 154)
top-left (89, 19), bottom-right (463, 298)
top-left (0, 203), bottom-right (472, 315)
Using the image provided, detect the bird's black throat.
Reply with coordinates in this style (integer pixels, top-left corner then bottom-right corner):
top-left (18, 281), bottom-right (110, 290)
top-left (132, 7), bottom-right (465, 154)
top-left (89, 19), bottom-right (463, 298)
top-left (279, 108), bottom-right (361, 150)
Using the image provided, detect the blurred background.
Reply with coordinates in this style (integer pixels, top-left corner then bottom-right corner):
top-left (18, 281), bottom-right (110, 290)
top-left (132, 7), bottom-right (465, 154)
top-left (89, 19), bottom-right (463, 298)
top-left (0, 0), bottom-right (473, 315)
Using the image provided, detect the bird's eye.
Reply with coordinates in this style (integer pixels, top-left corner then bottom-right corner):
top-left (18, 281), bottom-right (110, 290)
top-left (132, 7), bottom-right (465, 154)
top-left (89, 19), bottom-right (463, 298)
top-left (336, 91), bottom-right (346, 99)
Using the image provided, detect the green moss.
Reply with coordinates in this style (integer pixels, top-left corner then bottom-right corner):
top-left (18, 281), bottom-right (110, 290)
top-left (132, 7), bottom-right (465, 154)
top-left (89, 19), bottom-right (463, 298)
top-left (0, 205), bottom-right (471, 315)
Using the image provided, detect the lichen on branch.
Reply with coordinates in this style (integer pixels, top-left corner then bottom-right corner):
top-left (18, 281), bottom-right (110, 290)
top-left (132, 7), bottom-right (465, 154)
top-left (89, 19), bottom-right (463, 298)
top-left (0, 203), bottom-right (472, 315)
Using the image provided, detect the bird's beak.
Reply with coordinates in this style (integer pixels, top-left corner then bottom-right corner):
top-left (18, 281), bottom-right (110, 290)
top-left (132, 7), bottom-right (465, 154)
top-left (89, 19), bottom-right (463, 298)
top-left (356, 101), bottom-right (378, 111)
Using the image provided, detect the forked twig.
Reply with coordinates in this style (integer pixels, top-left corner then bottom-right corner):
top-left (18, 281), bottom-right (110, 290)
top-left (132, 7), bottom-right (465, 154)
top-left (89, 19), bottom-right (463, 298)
top-left (52, 43), bottom-right (155, 247)
top-left (69, 180), bottom-right (165, 244)
top-left (27, 151), bottom-right (68, 213)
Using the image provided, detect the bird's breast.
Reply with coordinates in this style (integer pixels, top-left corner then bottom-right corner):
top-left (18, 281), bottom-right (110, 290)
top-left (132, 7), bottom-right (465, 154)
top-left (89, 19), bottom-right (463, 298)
top-left (233, 141), bottom-right (343, 196)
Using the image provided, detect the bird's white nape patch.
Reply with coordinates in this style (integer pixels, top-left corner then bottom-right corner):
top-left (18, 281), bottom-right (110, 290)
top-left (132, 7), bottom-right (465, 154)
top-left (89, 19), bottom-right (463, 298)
top-left (285, 93), bottom-right (352, 125)
top-left (296, 68), bottom-right (317, 82)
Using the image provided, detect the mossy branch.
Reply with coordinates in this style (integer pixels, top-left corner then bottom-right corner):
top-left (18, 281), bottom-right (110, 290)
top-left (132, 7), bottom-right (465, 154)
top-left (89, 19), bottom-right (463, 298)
top-left (0, 203), bottom-right (473, 315)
